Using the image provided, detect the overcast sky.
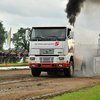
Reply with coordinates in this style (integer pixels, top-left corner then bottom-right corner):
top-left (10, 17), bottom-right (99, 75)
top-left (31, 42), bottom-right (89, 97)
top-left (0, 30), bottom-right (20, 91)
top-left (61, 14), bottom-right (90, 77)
top-left (0, 0), bottom-right (68, 32)
top-left (0, 0), bottom-right (100, 48)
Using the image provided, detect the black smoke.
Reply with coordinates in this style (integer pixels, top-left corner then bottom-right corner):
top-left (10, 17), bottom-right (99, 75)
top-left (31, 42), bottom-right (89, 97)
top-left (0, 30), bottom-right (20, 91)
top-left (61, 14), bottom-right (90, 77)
top-left (65, 0), bottom-right (85, 26)
top-left (65, 0), bottom-right (100, 26)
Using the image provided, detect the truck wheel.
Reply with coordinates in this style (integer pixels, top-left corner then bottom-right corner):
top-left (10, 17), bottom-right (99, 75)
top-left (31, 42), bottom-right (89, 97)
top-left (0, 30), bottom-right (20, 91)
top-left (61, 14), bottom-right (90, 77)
top-left (31, 68), bottom-right (41, 77)
top-left (64, 61), bottom-right (74, 77)
top-left (81, 63), bottom-right (86, 76)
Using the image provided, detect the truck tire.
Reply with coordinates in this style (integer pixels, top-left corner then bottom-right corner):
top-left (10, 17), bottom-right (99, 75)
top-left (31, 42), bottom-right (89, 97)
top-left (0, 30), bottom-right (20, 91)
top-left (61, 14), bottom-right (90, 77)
top-left (64, 61), bottom-right (74, 77)
top-left (31, 68), bottom-right (41, 77)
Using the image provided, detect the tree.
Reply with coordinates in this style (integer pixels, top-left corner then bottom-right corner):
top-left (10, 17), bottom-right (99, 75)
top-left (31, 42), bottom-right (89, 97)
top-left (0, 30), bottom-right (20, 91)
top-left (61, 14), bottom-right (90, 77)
top-left (0, 21), bottom-right (7, 50)
top-left (11, 27), bottom-right (31, 52)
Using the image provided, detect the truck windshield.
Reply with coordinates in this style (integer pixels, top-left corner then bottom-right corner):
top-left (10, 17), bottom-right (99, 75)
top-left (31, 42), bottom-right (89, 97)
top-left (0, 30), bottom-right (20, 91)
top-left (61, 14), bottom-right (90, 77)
top-left (30, 27), bottom-right (66, 41)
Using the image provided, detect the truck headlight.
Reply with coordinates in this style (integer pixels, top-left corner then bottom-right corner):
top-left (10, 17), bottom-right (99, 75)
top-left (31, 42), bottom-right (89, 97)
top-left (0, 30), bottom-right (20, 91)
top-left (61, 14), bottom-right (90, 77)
top-left (59, 57), bottom-right (64, 60)
top-left (30, 57), bottom-right (35, 60)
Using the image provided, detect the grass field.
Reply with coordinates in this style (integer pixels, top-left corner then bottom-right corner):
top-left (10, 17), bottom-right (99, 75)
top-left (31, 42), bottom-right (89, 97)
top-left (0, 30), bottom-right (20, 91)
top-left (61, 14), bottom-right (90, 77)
top-left (0, 63), bottom-right (29, 67)
top-left (44, 86), bottom-right (100, 100)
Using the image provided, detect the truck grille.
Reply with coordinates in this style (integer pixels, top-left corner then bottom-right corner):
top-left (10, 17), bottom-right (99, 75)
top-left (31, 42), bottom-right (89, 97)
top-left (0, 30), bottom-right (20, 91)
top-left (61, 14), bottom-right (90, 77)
top-left (40, 57), bottom-right (53, 63)
top-left (40, 49), bottom-right (54, 55)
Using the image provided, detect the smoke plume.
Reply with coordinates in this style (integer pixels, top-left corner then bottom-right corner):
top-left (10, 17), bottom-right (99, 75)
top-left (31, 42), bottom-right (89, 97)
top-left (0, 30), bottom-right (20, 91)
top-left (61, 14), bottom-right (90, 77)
top-left (86, 0), bottom-right (100, 4)
top-left (65, 0), bottom-right (100, 26)
top-left (65, 0), bottom-right (85, 26)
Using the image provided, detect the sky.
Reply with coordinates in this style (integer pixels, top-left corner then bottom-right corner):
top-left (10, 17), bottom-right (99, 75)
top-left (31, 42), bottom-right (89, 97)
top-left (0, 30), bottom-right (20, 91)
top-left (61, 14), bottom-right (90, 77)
top-left (0, 0), bottom-right (100, 49)
top-left (0, 0), bottom-right (68, 32)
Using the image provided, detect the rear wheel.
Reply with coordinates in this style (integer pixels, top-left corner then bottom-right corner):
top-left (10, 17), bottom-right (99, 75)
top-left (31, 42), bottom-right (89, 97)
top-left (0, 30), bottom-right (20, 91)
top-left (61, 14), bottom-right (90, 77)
top-left (81, 62), bottom-right (86, 76)
top-left (31, 68), bottom-right (41, 77)
top-left (64, 61), bottom-right (74, 77)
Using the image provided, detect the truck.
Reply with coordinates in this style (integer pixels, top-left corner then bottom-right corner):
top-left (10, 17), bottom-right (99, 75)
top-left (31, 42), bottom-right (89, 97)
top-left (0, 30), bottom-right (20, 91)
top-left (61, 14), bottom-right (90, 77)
top-left (25, 25), bottom-right (74, 77)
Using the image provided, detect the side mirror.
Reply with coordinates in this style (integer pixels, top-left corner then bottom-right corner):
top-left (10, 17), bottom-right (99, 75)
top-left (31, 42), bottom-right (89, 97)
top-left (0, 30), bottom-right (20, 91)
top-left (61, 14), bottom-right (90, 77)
top-left (69, 31), bottom-right (74, 39)
top-left (25, 30), bottom-right (29, 41)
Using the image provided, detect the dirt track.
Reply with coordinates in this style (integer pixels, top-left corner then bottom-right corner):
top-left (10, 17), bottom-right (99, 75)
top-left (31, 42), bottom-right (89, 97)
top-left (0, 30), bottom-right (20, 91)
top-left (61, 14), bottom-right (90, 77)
top-left (0, 69), bottom-right (100, 100)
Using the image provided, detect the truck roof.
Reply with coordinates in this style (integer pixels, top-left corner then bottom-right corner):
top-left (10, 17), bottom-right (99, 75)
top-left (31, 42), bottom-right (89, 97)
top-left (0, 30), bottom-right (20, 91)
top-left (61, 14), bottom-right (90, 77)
top-left (32, 25), bottom-right (74, 29)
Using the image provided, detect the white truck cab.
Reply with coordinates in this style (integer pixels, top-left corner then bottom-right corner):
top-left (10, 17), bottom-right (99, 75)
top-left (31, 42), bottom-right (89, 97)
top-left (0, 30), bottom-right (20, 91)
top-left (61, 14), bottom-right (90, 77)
top-left (26, 25), bottom-right (74, 77)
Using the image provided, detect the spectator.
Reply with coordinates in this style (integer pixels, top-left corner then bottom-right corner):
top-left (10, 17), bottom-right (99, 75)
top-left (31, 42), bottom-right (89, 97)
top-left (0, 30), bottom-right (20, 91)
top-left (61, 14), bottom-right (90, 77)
top-left (5, 52), bottom-right (9, 63)
top-left (9, 50), bottom-right (12, 63)
top-left (0, 51), bottom-right (2, 63)
top-left (10, 51), bottom-right (16, 63)
top-left (8, 51), bottom-right (11, 63)
top-left (22, 52), bottom-right (26, 63)
top-left (2, 52), bottom-right (5, 63)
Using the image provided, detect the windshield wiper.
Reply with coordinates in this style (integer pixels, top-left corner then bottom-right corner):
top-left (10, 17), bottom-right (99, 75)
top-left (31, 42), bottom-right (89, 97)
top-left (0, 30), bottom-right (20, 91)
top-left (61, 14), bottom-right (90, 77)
top-left (46, 36), bottom-right (60, 40)
top-left (35, 36), bottom-right (43, 38)
top-left (35, 36), bottom-right (44, 40)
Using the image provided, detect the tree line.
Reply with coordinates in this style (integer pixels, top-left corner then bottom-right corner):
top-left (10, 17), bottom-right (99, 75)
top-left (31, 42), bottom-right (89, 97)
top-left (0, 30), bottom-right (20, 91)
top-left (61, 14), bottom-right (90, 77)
top-left (0, 20), bottom-right (31, 52)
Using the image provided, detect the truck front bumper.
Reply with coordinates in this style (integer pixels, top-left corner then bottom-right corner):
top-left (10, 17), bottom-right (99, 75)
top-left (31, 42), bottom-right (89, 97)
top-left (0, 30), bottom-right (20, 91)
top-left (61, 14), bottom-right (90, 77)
top-left (29, 63), bottom-right (69, 68)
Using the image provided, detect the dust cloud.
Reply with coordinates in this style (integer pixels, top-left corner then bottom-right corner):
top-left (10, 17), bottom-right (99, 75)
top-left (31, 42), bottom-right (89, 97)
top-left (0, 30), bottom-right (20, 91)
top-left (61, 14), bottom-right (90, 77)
top-left (65, 0), bottom-right (100, 77)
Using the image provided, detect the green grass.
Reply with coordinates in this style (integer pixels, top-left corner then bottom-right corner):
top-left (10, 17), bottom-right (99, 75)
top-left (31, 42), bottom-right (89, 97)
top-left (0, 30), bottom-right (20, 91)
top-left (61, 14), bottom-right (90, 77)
top-left (43, 86), bottom-right (100, 100)
top-left (0, 63), bottom-right (29, 66)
